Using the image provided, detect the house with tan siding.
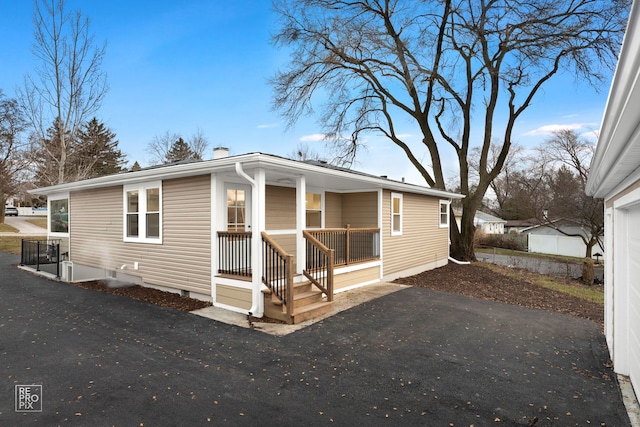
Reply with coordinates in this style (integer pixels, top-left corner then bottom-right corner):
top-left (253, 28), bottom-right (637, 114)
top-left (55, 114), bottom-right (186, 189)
top-left (586, 0), bottom-right (640, 400)
top-left (31, 151), bottom-right (462, 324)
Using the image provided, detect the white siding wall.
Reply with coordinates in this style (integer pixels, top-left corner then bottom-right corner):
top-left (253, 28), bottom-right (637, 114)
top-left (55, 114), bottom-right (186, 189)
top-left (528, 234), bottom-right (604, 258)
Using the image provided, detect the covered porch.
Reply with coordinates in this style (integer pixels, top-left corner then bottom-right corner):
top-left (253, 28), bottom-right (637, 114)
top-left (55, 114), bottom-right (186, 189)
top-left (217, 226), bottom-right (381, 323)
top-left (211, 158), bottom-right (384, 324)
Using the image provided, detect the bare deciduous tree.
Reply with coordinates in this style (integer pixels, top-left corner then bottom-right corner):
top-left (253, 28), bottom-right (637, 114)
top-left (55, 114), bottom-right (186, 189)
top-left (541, 129), bottom-right (604, 258)
top-left (271, 0), bottom-right (628, 259)
top-left (0, 90), bottom-right (31, 221)
top-left (19, 0), bottom-right (108, 185)
top-left (146, 130), bottom-right (209, 165)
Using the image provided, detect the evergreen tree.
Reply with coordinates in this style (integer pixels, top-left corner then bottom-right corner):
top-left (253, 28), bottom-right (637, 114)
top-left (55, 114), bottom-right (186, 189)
top-left (32, 118), bottom-right (72, 186)
top-left (74, 117), bottom-right (126, 178)
top-left (166, 137), bottom-right (200, 163)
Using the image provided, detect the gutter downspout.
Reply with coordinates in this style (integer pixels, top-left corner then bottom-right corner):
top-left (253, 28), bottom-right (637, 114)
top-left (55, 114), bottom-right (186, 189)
top-left (448, 256), bottom-right (471, 265)
top-left (235, 162), bottom-right (263, 317)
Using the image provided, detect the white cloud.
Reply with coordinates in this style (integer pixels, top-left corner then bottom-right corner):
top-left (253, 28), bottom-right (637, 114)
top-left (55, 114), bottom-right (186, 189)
top-left (257, 122), bottom-right (279, 129)
top-left (523, 123), bottom-right (596, 136)
top-left (299, 133), bottom-right (327, 142)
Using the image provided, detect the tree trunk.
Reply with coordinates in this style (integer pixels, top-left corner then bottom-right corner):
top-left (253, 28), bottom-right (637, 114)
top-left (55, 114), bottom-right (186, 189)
top-left (582, 258), bottom-right (594, 286)
top-left (449, 205), bottom-right (477, 261)
top-left (585, 239), bottom-right (596, 259)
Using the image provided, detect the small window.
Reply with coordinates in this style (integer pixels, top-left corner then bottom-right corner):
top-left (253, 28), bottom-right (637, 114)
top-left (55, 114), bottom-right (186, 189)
top-left (146, 188), bottom-right (160, 238)
top-left (50, 198), bottom-right (69, 234)
top-left (227, 189), bottom-right (246, 232)
top-left (126, 190), bottom-right (139, 237)
top-left (124, 182), bottom-right (162, 243)
top-left (306, 192), bottom-right (322, 228)
top-left (391, 193), bottom-right (402, 235)
top-left (439, 200), bottom-right (449, 228)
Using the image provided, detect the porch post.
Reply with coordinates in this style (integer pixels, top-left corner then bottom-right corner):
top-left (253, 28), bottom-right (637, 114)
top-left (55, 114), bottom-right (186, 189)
top-left (252, 168), bottom-right (266, 317)
top-left (296, 175), bottom-right (306, 275)
top-left (210, 173), bottom-right (218, 303)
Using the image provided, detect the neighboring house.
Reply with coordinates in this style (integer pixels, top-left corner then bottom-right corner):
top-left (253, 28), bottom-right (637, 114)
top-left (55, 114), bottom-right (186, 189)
top-left (473, 211), bottom-right (506, 234)
top-left (504, 218), bottom-right (539, 234)
top-left (586, 0), bottom-right (640, 398)
top-left (453, 210), bottom-right (506, 234)
top-left (520, 219), bottom-right (604, 258)
top-left (30, 151), bottom-right (462, 324)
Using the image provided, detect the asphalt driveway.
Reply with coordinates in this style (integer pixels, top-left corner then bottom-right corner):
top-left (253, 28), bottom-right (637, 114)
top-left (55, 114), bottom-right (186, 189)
top-left (0, 251), bottom-right (630, 426)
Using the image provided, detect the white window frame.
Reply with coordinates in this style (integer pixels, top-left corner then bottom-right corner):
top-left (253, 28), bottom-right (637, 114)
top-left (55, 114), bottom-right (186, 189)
top-left (123, 181), bottom-right (162, 244)
top-left (391, 192), bottom-right (403, 236)
top-left (439, 200), bottom-right (450, 228)
top-left (48, 193), bottom-right (70, 237)
top-left (305, 191), bottom-right (323, 229)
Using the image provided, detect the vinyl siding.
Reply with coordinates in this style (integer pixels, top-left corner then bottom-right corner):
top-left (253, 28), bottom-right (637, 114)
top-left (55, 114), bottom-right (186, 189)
top-left (382, 189), bottom-right (449, 277)
top-left (270, 233), bottom-right (297, 255)
top-left (216, 284), bottom-right (252, 310)
top-left (265, 185), bottom-right (296, 230)
top-left (69, 175), bottom-right (212, 295)
top-left (334, 265), bottom-right (380, 291)
top-left (325, 192), bottom-right (343, 228)
top-left (342, 192), bottom-right (377, 228)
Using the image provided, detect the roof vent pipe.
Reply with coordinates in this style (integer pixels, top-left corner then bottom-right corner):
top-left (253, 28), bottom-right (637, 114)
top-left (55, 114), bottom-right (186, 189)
top-left (213, 147), bottom-right (229, 159)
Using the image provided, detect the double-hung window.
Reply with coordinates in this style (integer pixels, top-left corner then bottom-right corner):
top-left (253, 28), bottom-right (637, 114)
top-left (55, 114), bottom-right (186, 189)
top-left (391, 193), bottom-right (402, 236)
top-left (305, 192), bottom-right (322, 228)
top-left (124, 182), bottom-right (162, 243)
top-left (439, 200), bottom-right (449, 228)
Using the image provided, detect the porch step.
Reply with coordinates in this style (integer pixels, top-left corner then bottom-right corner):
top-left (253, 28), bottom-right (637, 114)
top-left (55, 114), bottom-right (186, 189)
top-left (262, 281), bottom-right (333, 324)
top-left (291, 300), bottom-right (334, 324)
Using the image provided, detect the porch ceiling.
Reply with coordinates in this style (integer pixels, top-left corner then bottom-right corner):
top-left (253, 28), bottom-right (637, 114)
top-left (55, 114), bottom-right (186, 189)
top-left (262, 166), bottom-right (381, 192)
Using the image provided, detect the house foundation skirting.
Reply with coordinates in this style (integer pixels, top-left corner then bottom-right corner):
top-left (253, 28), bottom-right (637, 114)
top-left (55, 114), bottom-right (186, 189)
top-left (382, 257), bottom-right (449, 282)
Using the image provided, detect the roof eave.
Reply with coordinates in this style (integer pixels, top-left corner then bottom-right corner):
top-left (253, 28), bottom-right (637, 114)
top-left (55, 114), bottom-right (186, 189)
top-left (29, 153), bottom-right (464, 200)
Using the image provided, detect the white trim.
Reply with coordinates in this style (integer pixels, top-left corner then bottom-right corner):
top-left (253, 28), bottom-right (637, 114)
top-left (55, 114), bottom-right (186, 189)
top-left (30, 153), bottom-right (463, 200)
top-left (223, 183), bottom-right (252, 231)
top-left (613, 186), bottom-right (640, 210)
top-left (122, 181), bottom-right (163, 244)
top-left (391, 192), bottom-right (403, 236)
top-left (47, 193), bottom-right (70, 238)
top-left (604, 207), bottom-right (614, 355)
top-left (334, 260), bottom-right (381, 275)
top-left (211, 173), bottom-right (218, 302)
top-left (296, 175), bottom-right (306, 275)
top-left (305, 187), bottom-right (324, 229)
top-left (439, 200), bottom-right (450, 228)
top-left (377, 188), bottom-right (384, 280)
top-left (611, 186), bottom-right (640, 377)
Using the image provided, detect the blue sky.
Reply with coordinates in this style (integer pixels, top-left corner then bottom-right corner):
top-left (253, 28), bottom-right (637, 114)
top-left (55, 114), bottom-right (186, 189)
top-left (0, 0), bottom-right (614, 185)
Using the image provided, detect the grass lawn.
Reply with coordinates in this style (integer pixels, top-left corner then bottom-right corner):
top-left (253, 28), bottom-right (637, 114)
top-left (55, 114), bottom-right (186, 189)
top-left (482, 262), bottom-right (604, 304)
top-left (27, 218), bottom-right (48, 229)
top-left (0, 223), bottom-right (19, 233)
top-left (0, 235), bottom-right (48, 255)
top-left (534, 276), bottom-right (604, 304)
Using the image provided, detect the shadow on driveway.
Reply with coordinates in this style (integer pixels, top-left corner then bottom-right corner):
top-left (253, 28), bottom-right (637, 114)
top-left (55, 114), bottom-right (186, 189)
top-left (0, 251), bottom-right (630, 426)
